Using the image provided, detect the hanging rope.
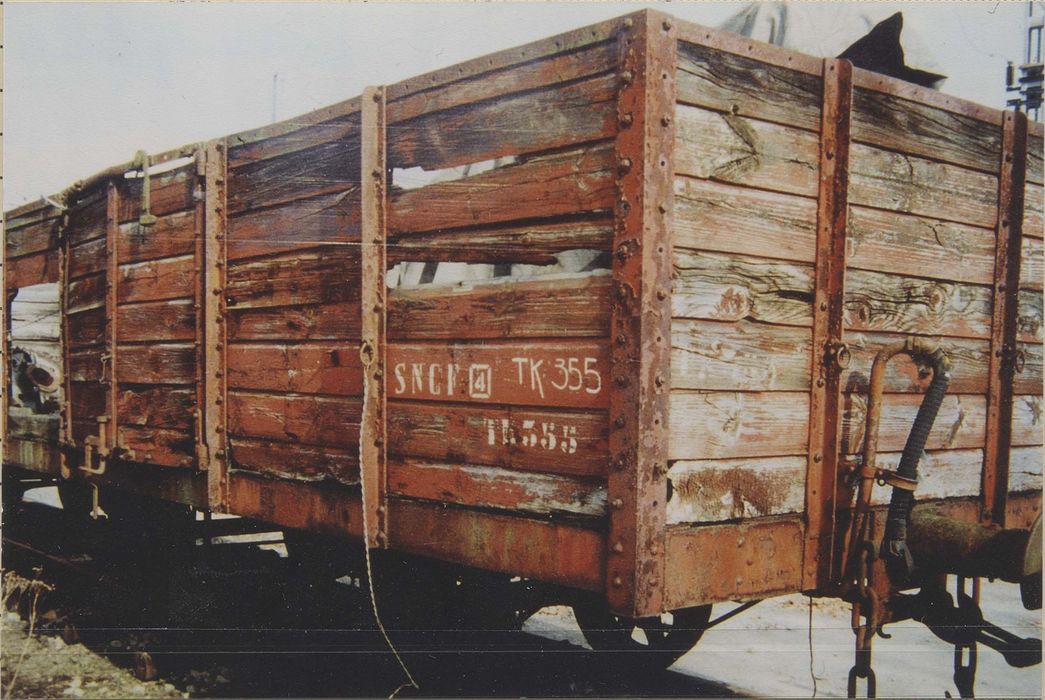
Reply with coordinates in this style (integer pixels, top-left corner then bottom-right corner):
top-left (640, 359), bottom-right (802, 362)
top-left (358, 339), bottom-right (418, 699)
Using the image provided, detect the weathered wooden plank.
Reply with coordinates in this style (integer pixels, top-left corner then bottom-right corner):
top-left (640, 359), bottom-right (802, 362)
top-left (4, 200), bottom-right (61, 229)
top-left (227, 189), bottom-right (360, 262)
top-left (673, 177), bottom-right (816, 263)
top-left (670, 320), bottom-right (995, 395)
top-left (118, 300), bottom-right (196, 342)
top-left (1025, 183), bottom-right (1043, 239)
top-left (390, 144), bottom-right (615, 235)
top-left (388, 273), bottom-right (611, 340)
top-left (388, 459), bottom-right (606, 518)
top-left (665, 448), bottom-right (1002, 525)
top-left (387, 341), bottom-right (608, 408)
top-left (851, 87), bottom-right (1002, 173)
top-left (229, 437), bottom-right (359, 484)
top-left (839, 393), bottom-right (987, 456)
top-left (390, 73), bottom-right (617, 171)
top-left (1018, 289), bottom-right (1043, 343)
top-left (117, 255), bottom-right (195, 303)
top-left (5, 216), bottom-right (60, 259)
top-left (1022, 237), bottom-right (1044, 290)
top-left (676, 39), bottom-right (822, 131)
top-left (388, 498), bottom-right (604, 592)
top-left (67, 307), bottom-right (106, 347)
top-left (67, 274), bottom-right (106, 314)
top-left (228, 113), bottom-right (359, 169)
top-left (672, 251), bottom-right (993, 338)
top-left (227, 301), bottom-right (361, 341)
top-left (1012, 394), bottom-right (1043, 447)
top-left (1016, 343), bottom-right (1044, 395)
top-left (70, 384), bottom-right (106, 423)
top-left (226, 391), bottom-right (361, 448)
top-left (389, 39), bottom-right (617, 124)
top-left (849, 143), bottom-right (998, 228)
top-left (847, 206), bottom-right (997, 285)
top-left (388, 401), bottom-right (607, 477)
top-left (1027, 134), bottom-right (1043, 186)
top-left (115, 344), bottom-right (196, 385)
top-left (226, 472), bottom-right (362, 539)
top-left (118, 210), bottom-right (197, 264)
top-left (1011, 445), bottom-right (1043, 492)
top-left (227, 139), bottom-right (361, 215)
top-left (675, 105), bottom-right (819, 196)
top-left (117, 385), bottom-right (195, 430)
top-left (118, 168), bottom-right (196, 224)
top-left (117, 425), bottom-right (195, 468)
top-left (226, 248), bottom-right (360, 309)
top-left (68, 238), bottom-right (107, 280)
top-left (668, 391), bottom-right (986, 461)
top-left (388, 218), bottom-right (613, 265)
top-left (226, 343), bottom-right (363, 396)
top-left (6, 251), bottom-right (60, 289)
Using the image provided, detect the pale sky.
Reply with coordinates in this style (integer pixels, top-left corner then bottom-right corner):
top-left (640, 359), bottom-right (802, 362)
top-left (3, 1), bottom-right (1037, 208)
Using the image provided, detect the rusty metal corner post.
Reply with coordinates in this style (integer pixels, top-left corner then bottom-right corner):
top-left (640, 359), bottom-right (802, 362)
top-left (606, 9), bottom-right (677, 618)
top-left (361, 85), bottom-right (389, 549)
top-left (203, 139), bottom-right (230, 510)
top-left (982, 110), bottom-right (1029, 528)
top-left (803, 58), bottom-right (853, 591)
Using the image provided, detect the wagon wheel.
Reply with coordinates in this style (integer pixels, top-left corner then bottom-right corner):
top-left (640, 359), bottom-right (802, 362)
top-left (572, 601), bottom-right (712, 669)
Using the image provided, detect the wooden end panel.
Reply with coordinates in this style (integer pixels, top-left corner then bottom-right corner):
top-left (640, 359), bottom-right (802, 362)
top-left (663, 517), bottom-right (805, 608)
top-left (388, 72), bottom-right (617, 172)
top-left (227, 471), bottom-right (363, 539)
top-left (388, 498), bottom-right (604, 592)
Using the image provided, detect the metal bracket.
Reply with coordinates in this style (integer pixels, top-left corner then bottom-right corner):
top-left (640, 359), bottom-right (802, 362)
top-left (133, 150), bottom-right (158, 227)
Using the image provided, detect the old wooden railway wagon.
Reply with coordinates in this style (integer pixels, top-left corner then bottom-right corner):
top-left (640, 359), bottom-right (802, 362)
top-left (3, 8), bottom-right (1043, 680)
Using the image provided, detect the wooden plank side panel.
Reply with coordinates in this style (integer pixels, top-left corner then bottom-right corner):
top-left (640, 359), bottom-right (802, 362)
top-left (227, 189), bottom-right (360, 262)
top-left (68, 238), bottom-right (107, 280)
top-left (117, 255), bottom-right (195, 304)
top-left (390, 144), bottom-right (615, 235)
top-left (388, 401), bottom-right (607, 478)
top-left (388, 459), bottom-right (607, 518)
top-left (118, 300), bottom-right (196, 342)
top-left (116, 385), bottom-right (195, 431)
top-left (1025, 183), bottom-right (1043, 238)
top-left (388, 274), bottom-right (612, 341)
top-left (230, 437), bottom-right (359, 484)
top-left (7, 251), bottom-right (60, 289)
top-left (5, 216), bottom-right (61, 260)
top-left (228, 301), bottom-right (361, 341)
top-left (389, 73), bottom-right (617, 171)
top-left (118, 211), bottom-right (197, 264)
top-left (114, 344), bottom-right (196, 385)
top-left (118, 166), bottom-right (196, 224)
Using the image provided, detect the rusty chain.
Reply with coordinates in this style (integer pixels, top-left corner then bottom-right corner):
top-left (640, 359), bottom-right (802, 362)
top-left (847, 542), bottom-right (880, 698)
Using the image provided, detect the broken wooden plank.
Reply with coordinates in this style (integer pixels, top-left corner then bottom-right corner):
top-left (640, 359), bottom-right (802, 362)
top-left (226, 391), bottom-right (361, 448)
top-left (225, 248), bottom-right (360, 309)
top-left (228, 113), bottom-right (359, 169)
top-left (387, 401), bottom-right (607, 477)
top-left (387, 341), bottom-right (608, 408)
top-left (390, 144), bottom-right (615, 234)
top-left (388, 459), bottom-right (606, 518)
top-left (388, 273), bottom-right (611, 340)
top-left (390, 73), bottom-right (617, 171)
top-left (117, 255), bottom-right (195, 304)
top-left (226, 343), bottom-right (363, 396)
top-left (228, 189), bottom-right (360, 262)
top-left (229, 437), bottom-right (360, 484)
top-left (227, 300), bottom-right (361, 341)
top-left (388, 218), bottom-right (613, 265)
